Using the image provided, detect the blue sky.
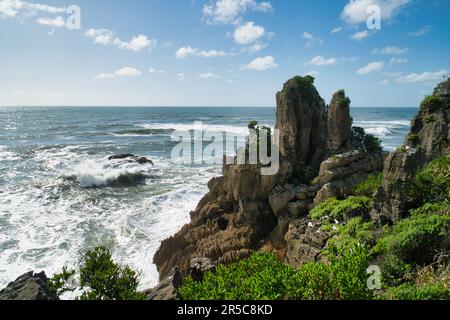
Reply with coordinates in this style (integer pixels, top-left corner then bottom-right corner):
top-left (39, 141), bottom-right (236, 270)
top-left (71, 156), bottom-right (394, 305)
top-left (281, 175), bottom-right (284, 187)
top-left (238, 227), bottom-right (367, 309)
top-left (0, 0), bottom-right (449, 107)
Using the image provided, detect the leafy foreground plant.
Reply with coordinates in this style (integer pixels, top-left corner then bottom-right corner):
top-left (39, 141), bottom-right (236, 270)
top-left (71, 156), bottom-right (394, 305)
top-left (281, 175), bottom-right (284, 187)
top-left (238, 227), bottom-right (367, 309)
top-left (49, 246), bottom-right (146, 300)
top-left (178, 245), bottom-right (373, 300)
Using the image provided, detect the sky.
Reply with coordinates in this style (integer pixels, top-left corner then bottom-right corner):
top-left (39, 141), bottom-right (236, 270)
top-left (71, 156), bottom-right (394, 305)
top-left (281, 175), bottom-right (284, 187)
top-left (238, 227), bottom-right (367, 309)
top-left (0, 0), bottom-right (449, 107)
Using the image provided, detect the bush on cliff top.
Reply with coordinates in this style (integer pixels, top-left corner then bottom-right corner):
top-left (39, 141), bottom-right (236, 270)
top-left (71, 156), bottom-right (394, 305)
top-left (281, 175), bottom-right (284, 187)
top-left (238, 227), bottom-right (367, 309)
top-left (408, 156), bottom-right (450, 207)
top-left (178, 245), bottom-right (373, 300)
top-left (310, 196), bottom-right (372, 221)
top-left (374, 212), bottom-right (450, 266)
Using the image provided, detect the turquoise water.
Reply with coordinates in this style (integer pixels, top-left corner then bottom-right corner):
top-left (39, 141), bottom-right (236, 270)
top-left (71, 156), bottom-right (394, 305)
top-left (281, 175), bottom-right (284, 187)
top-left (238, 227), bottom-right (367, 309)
top-left (0, 107), bottom-right (417, 295)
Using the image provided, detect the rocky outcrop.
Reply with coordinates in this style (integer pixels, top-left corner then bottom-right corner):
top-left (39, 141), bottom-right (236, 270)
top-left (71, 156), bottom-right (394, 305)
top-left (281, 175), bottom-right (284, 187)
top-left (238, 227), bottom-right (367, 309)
top-left (0, 272), bottom-right (59, 300)
top-left (108, 154), bottom-right (154, 165)
top-left (372, 79), bottom-right (450, 223)
top-left (275, 76), bottom-right (328, 179)
top-left (314, 151), bottom-right (386, 204)
top-left (144, 267), bottom-right (183, 300)
top-left (327, 90), bottom-right (352, 153)
top-left (284, 218), bottom-right (331, 266)
top-left (153, 75), bottom-right (386, 280)
top-left (372, 147), bottom-right (421, 223)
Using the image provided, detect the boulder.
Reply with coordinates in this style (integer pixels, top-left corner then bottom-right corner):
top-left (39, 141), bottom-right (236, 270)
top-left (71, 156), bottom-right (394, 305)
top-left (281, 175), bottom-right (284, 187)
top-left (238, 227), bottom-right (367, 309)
top-left (314, 151), bottom-right (386, 204)
top-left (284, 218), bottom-right (331, 266)
top-left (269, 184), bottom-right (296, 216)
top-left (108, 154), bottom-right (154, 165)
top-left (190, 257), bottom-right (216, 282)
top-left (0, 272), bottom-right (59, 300)
top-left (144, 267), bottom-right (183, 300)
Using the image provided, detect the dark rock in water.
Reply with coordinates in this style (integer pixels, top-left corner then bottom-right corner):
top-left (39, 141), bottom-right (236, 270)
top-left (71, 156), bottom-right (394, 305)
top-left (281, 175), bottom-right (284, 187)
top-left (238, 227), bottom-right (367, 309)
top-left (144, 267), bottom-right (183, 300)
top-left (0, 271), bottom-right (59, 300)
top-left (372, 79), bottom-right (450, 223)
top-left (190, 257), bottom-right (216, 282)
top-left (108, 154), bottom-right (154, 165)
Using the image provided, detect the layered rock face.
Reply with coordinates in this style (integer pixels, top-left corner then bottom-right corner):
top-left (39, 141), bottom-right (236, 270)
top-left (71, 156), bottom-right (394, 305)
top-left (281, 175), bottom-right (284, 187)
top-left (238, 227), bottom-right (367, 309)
top-left (0, 272), bottom-right (59, 300)
top-left (275, 76), bottom-right (328, 178)
top-left (327, 90), bottom-right (353, 153)
top-left (153, 76), bottom-right (383, 280)
top-left (372, 79), bottom-right (450, 223)
top-left (314, 151), bottom-right (386, 204)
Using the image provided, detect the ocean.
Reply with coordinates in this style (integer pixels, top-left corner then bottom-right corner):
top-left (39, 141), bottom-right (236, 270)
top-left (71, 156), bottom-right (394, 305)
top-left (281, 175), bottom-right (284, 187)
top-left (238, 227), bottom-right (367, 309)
top-left (0, 106), bottom-right (417, 296)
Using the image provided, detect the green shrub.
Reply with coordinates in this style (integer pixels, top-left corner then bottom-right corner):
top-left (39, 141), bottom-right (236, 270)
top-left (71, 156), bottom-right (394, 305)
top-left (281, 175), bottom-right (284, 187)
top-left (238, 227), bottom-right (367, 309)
top-left (377, 254), bottom-right (411, 287)
top-left (374, 213), bottom-right (450, 266)
top-left (330, 217), bottom-right (376, 250)
top-left (421, 95), bottom-right (442, 112)
top-left (354, 174), bottom-right (383, 196)
top-left (433, 77), bottom-right (450, 96)
top-left (179, 245), bottom-right (373, 300)
top-left (406, 133), bottom-right (420, 147)
top-left (352, 127), bottom-right (383, 153)
top-left (410, 202), bottom-right (449, 216)
top-left (49, 246), bottom-right (146, 300)
top-left (409, 156), bottom-right (450, 207)
top-left (396, 146), bottom-right (408, 153)
top-left (48, 267), bottom-right (76, 296)
top-left (423, 114), bottom-right (435, 124)
top-left (311, 197), bottom-right (372, 221)
top-left (178, 253), bottom-right (294, 300)
top-left (380, 283), bottom-right (450, 300)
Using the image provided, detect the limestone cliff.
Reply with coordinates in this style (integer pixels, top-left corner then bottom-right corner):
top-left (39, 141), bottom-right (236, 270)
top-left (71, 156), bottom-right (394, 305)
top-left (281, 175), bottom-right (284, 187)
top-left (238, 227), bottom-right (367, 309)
top-left (153, 76), bottom-right (385, 279)
top-left (372, 79), bottom-right (450, 223)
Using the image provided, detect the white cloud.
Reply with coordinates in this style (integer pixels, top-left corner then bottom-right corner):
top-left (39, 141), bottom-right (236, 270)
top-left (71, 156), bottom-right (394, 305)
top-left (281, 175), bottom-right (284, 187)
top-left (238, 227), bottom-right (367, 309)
top-left (199, 72), bottom-right (220, 79)
top-left (202, 0), bottom-right (272, 25)
top-left (175, 46), bottom-right (226, 59)
top-left (114, 67), bottom-right (141, 77)
top-left (331, 27), bottom-right (343, 34)
top-left (85, 29), bottom-right (114, 44)
top-left (149, 68), bottom-right (165, 74)
top-left (372, 46), bottom-right (409, 54)
top-left (114, 35), bottom-right (152, 52)
top-left (379, 79), bottom-right (389, 85)
top-left (93, 67), bottom-right (142, 80)
top-left (303, 31), bottom-right (323, 47)
top-left (408, 25), bottom-right (433, 37)
top-left (243, 56), bottom-right (277, 71)
top-left (389, 57), bottom-right (408, 64)
top-left (93, 73), bottom-right (115, 80)
top-left (0, 0), bottom-right (66, 18)
top-left (341, 0), bottom-right (410, 24)
top-left (233, 21), bottom-right (265, 45)
top-left (36, 16), bottom-right (65, 28)
top-left (246, 42), bottom-right (267, 53)
top-left (396, 70), bottom-right (448, 83)
top-left (306, 55), bottom-right (337, 67)
top-left (357, 61), bottom-right (384, 74)
top-left (177, 73), bottom-right (185, 81)
top-left (351, 30), bottom-right (370, 40)
top-left (85, 29), bottom-right (153, 52)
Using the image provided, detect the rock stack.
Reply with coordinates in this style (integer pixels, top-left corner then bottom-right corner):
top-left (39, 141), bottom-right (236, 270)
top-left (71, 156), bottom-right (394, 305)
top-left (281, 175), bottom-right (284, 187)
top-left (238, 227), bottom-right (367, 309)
top-left (153, 75), bottom-right (384, 280)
